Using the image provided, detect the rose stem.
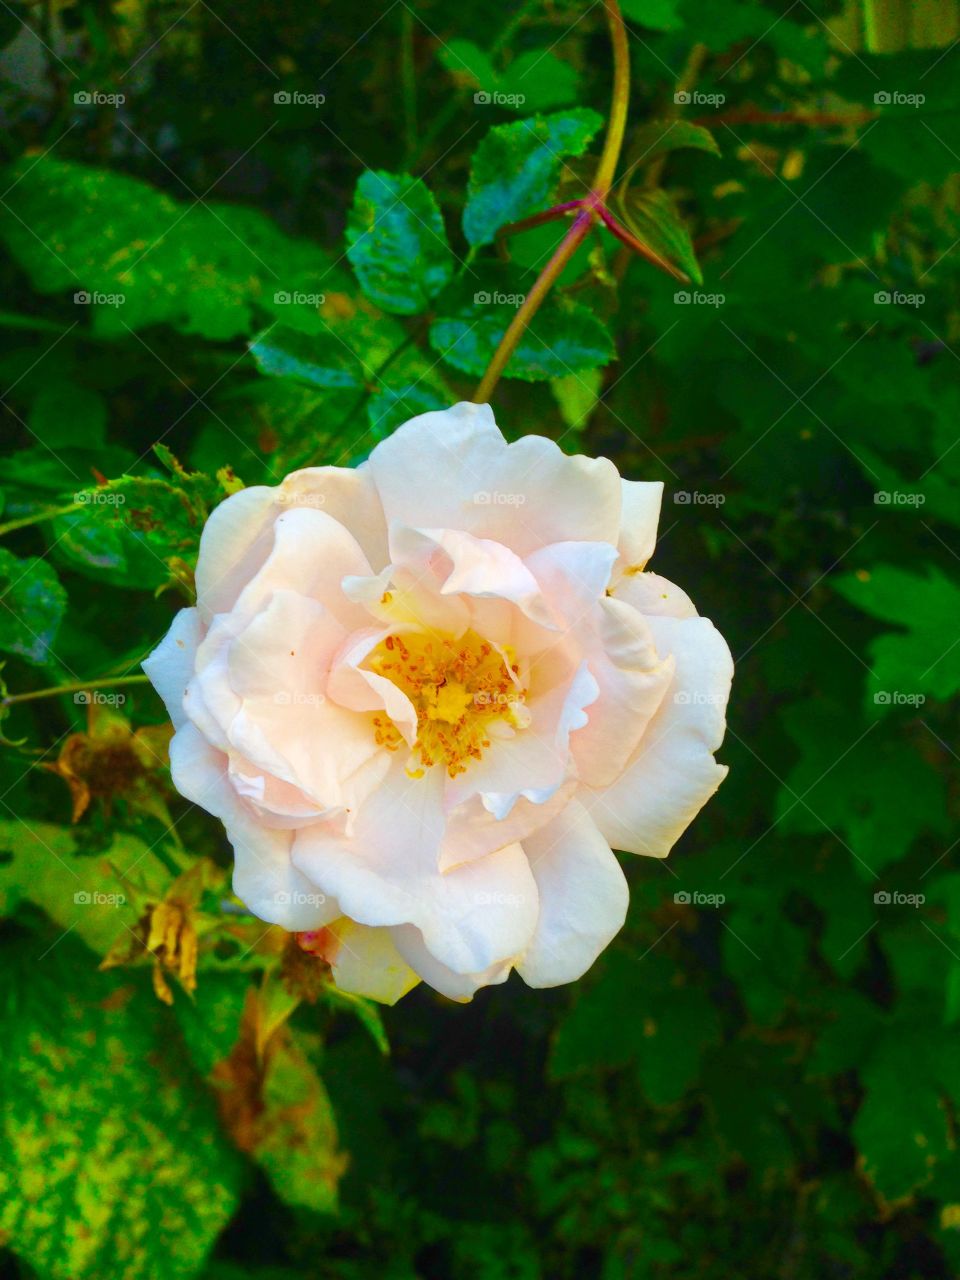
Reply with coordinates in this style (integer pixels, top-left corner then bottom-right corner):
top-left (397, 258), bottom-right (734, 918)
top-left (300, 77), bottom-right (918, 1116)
top-left (472, 0), bottom-right (631, 405)
top-left (1, 674), bottom-right (153, 708)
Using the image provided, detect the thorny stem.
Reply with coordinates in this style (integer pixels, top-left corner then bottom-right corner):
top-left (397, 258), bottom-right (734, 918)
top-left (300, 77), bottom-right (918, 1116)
top-left (472, 0), bottom-right (631, 405)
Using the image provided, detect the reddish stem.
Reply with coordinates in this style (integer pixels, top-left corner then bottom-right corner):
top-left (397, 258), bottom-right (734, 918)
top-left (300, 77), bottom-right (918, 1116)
top-left (598, 205), bottom-right (688, 282)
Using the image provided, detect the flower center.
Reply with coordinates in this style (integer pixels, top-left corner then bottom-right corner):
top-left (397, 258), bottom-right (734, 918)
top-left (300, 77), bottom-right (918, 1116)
top-left (366, 630), bottom-right (528, 778)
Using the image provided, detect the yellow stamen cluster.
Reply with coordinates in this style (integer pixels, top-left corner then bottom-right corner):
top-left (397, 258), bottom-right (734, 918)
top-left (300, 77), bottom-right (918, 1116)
top-left (367, 630), bottom-right (527, 778)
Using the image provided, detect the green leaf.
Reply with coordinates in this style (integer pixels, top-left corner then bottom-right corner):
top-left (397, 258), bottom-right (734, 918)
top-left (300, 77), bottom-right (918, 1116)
top-left (365, 380), bottom-right (449, 441)
top-left (550, 951), bottom-right (720, 1106)
top-left (622, 119), bottom-right (721, 170)
top-left (250, 322), bottom-right (366, 389)
top-left (0, 933), bottom-right (243, 1280)
top-left (498, 51), bottom-right (579, 112)
top-left (0, 157), bottom-right (344, 340)
top-left (777, 699), bottom-right (947, 875)
top-left (437, 37), bottom-right (498, 91)
top-left (0, 819), bottom-right (172, 955)
top-left (551, 368), bottom-right (603, 432)
top-left (49, 453), bottom-right (237, 592)
top-left (255, 1028), bottom-right (346, 1213)
top-left (439, 40), bottom-right (579, 111)
top-left (855, 1022), bottom-right (960, 1199)
top-left (463, 109), bottom-right (604, 246)
top-left (0, 548), bottom-right (67, 666)
top-left (834, 566), bottom-right (960, 706)
top-left (430, 290), bottom-right (614, 381)
top-left (620, 0), bottom-right (682, 31)
top-left (613, 187), bottom-right (703, 285)
top-left (346, 170), bottom-right (453, 315)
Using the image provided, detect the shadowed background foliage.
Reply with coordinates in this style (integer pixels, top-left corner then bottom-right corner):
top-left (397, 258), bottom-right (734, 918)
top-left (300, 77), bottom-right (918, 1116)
top-left (1, 0), bottom-right (959, 1277)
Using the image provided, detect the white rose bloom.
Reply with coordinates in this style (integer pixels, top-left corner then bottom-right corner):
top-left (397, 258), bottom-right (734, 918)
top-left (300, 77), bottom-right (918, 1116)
top-left (144, 403), bottom-right (733, 1003)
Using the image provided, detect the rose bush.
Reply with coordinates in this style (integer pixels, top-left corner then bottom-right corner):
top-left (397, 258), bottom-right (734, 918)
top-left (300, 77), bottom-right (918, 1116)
top-left (144, 403), bottom-right (732, 1002)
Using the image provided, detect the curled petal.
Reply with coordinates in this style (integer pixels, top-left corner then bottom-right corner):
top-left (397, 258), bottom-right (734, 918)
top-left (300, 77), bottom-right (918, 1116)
top-left (582, 615), bottom-right (733, 857)
top-left (517, 799), bottom-right (629, 988)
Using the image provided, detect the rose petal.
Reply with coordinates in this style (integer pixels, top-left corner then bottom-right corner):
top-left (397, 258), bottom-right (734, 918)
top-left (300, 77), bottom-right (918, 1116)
top-left (610, 570), bottom-right (698, 619)
top-left (581, 614), bottom-right (733, 857)
top-left (517, 799), bottom-right (629, 987)
top-left (365, 402), bottom-right (622, 554)
top-left (617, 479), bottom-right (663, 571)
top-left (195, 486), bottom-right (278, 622)
top-left (169, 723), bottom-right (337, 929)
top-left (291, 759), bottom-right (539, 975)
top-left (570, 596), bottom-right (675, 788)
top-left (142, 607), bottom-right (202, 729)
top-left (277, 465), bottom-right (389, 569)
top-left (391, 923), bottom-right (512, 1001)
top-left (325, 918), bottom-right (421, 1004)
